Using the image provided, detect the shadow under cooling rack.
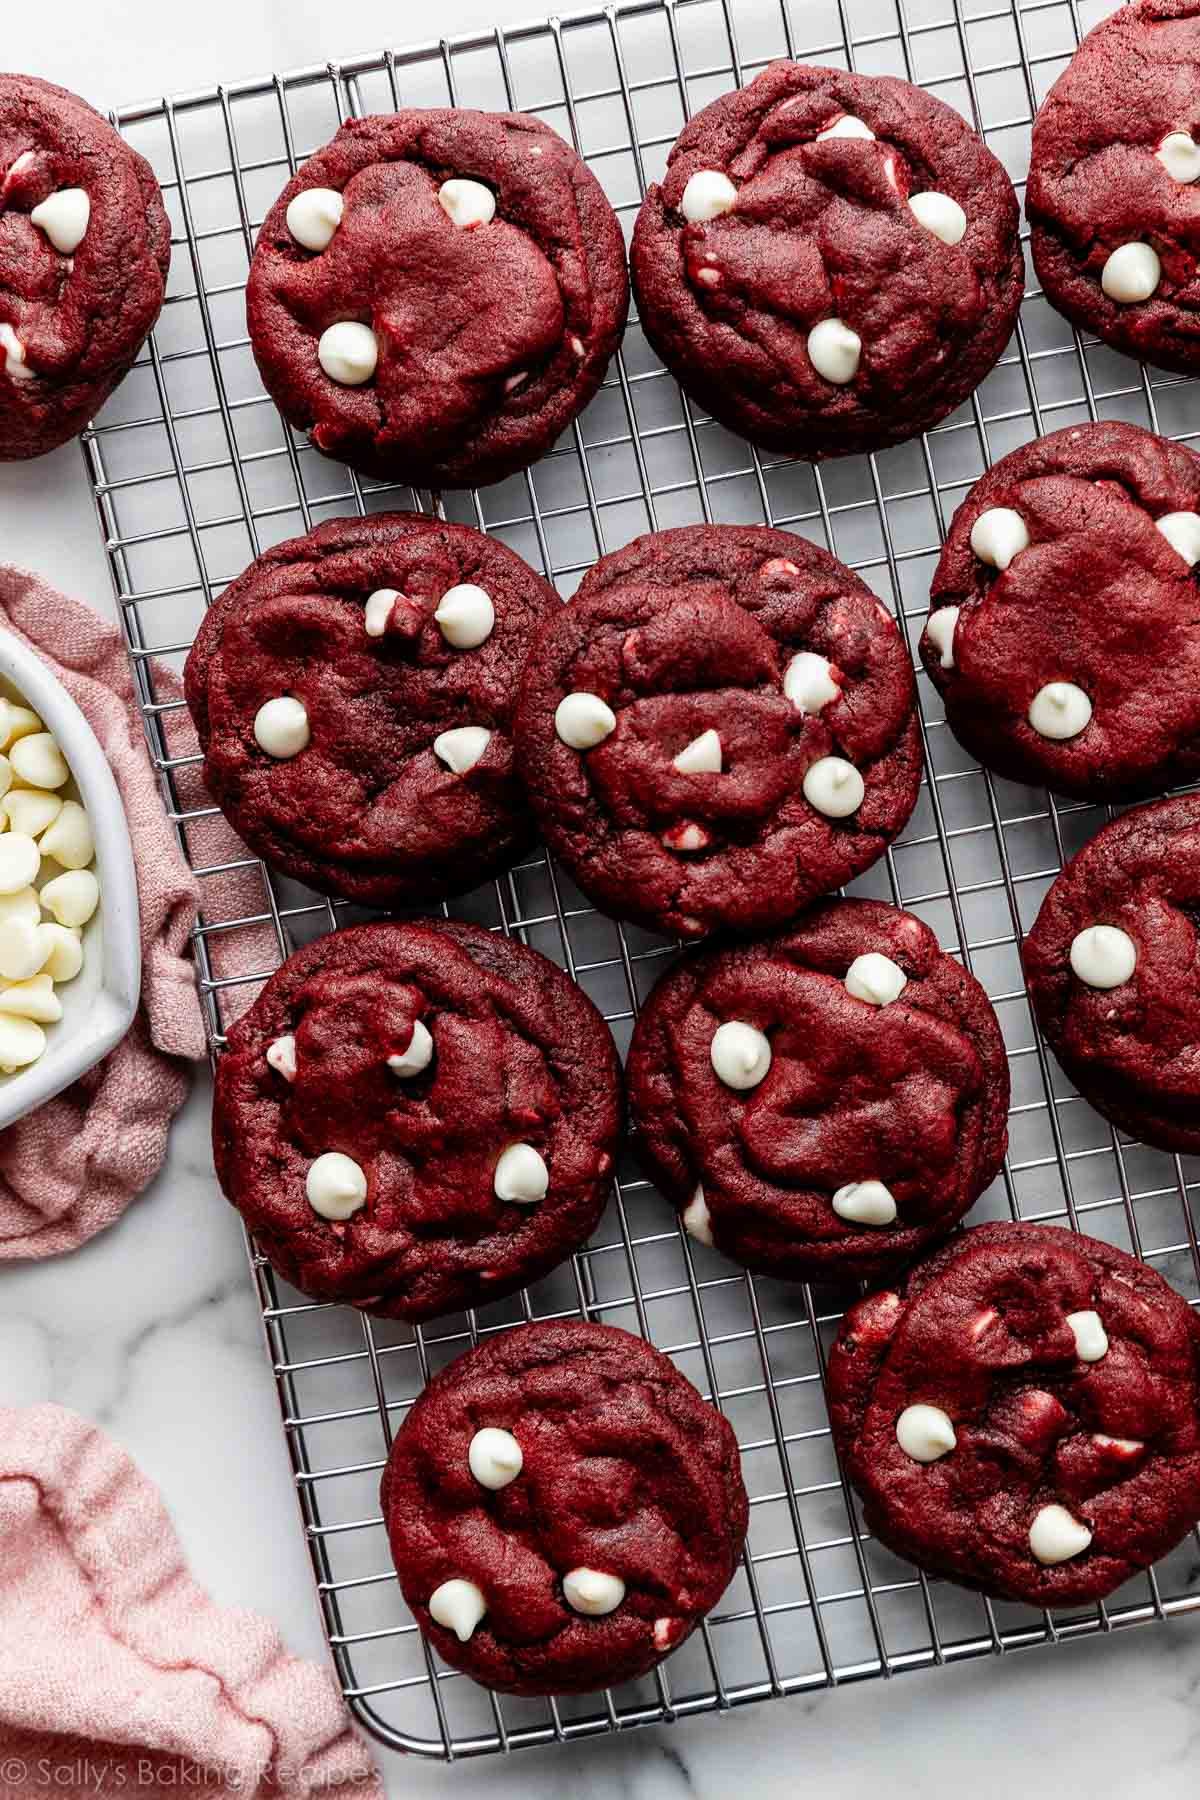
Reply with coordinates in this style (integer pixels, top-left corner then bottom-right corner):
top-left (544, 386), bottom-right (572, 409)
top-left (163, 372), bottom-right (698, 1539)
top-left (81, 0), bottom-right (1200, 1761)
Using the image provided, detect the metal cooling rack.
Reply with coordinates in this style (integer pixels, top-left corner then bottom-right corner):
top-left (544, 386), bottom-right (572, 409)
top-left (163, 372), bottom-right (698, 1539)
top-left (80, 0), bottom-right (1200, 1763)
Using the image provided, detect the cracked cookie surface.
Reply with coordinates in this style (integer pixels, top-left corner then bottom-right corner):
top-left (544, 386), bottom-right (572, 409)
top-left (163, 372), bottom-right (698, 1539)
top-left (628, 898), bottom-right (1009, 1281)
top-left (514, 524), bottom-right (922, 939)
top-left (213, 921), bottom-right (623, 1321)
top-left (0, 74), bottom-right (170, 459)
top-left (1029, 0), bottom-right (1200, 376)
top-left (382, 1319), bottom-right (748, 1693)
top-left (184, 511), bottom-right (559, 906)
top-left (630, 61), bottom-right (1024, 460)
top-left (246, 108), bottom-right (629, 488)
top-left (1023, 795), bottom-right (1200, 1153)
top-left (922, 421), bottom-right (1200, 800)
top-left (829, 1223), bottom-right (1200, 1606)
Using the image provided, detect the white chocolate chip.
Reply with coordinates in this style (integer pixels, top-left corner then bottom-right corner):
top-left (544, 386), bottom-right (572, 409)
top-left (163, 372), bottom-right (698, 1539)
top-left (286, 186), bottom-right (344, 250)
top-left (1157, 131), bottom-right (1200, 184)
top-left (0, 756), bottom-right (11, 803)
top-left (266, 1034), bottom-right (298, 1081)
top-left (1069, 924), bottom-right (1136, 990)
top-left (0, 972), bottom-right (61, 1023)
top-left (37, 923), bottom-right (82, 981)
top-left (317, 320), bottom-right (378, 385)
top-left (653, 1617), bottom-right (681, 1650)
top-left (710, 1020), bottom-right (771, 1090)
top-left (388, 1018), bottom-right (433, 1077)
top-left (970, 506), bottom-right (1029, 570)
top-left (438, 178), bottom-right (496, 229)
top-left (680, 169), bottom-right (737, 222)
top-left (783, 651), bottom-right (840, 714)
top-left (908, 191), bottom-right (967, 246)
top-left (38, 800), bottom-right (92, 869)
top-left (493, 1142), bottom-right (549, 1204)
top-left (895, 1403), bottom-right (957, 1463)
top-left (807, 317), bottom-right (862, 385)
top-left (0, 1013), bottom-right (44, 1068)
top-left (1028, 680), bottom-right (1092, 741)
top-left (428, 1577), bottom-right (487, 1641)
top-left (8, 731), bottom-right (67, 792)
top-left (555, 692), bottom-right (616, 749)
top-left (0, 323), bottom-right (35, 383)
top-left (673, 728), bottom-right (722, 774)
top-left (696, 265), bottom-right (722, 287)
top-left (563, 1567), bottom-right (625, 1616)
top-left (0, 833), bottom-right (40, 894)
top-left (40, 869), bottom-right (99, 928)
top-left (844, 952), bottom-right (907, 1006)
top-left (925, 605), bottom-right (960, 670)
top-left (0, 918), bottom-right (49, 982)
top-left (30, 187), bottom-right (90, 253)
top-left (1066, 1309), bottom-right (1109, 1363)
top-left (305, 1150), bottom-right (368, 1221)
top-left (831, 1179), bottom-right (897, 1226)
top-left (1029, 1503), bottom-right (1092, 1565)
top-left (433, 726), bottom-right (491, 773)
top-left (434, 584), bottom-right (495, 649)
top-left (661, 820), bottom-right (711, 853)
top-left (0, 888), bottom-right (39, 927)
top-left (468, 1427), bottom-right (523, 1491)
top-left (1093, 1432), bottom-right (1143, 1456)
top-left (0, 702), bottom-right (42, 749)
top-left (802, 756), bottom-right (864, 818)
top-left (816, 115), bottom-right (876, 142)
top-left (683, 1184), bottom-right (714, 1247)
top-left (254, 696), bottom-right (309, 759)
top-left (3, 789), bottom-right (61, 837)
top-left (1156, 511), bottom-right (1200, 566)
top-left (364, 589), bottom-right (400, 636)
top-left (1101, 241), bottom-right (1161, 303)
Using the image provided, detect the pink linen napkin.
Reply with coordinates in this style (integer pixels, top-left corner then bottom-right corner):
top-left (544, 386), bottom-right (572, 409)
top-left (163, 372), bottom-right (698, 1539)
top-left (0, 565), bottom-right (280, 1261)
top-left (0, 1403), bottom-right (383, 1800)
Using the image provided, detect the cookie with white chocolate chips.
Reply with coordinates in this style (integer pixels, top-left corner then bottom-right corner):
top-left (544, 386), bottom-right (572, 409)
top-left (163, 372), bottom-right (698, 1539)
top-left (184, 512), bottom-right (560, 906)
top-left (1029, 0), bottom-right (1200, 376)
top-left (0, 74), bottom-right (170, 459)
top-left (212, 920), bottom-right (623, 1321)
top-left (630, 61), bottom-right (1024, 459)
top-left (922, 421), bottom-right (1200, 799)
top-left (627, 898), bottom-right (1009, 1282)
top-left (828, 1223), bottom-right (1200, 1607)
top-left (246, 108), bottom-right (628, 488)
top-left (381, 1320), bottom-right (748, 1693)
top-left (514, 524), bottom-right (922, 939)
top-left (1023, 794), bottom-right (1200, 1154)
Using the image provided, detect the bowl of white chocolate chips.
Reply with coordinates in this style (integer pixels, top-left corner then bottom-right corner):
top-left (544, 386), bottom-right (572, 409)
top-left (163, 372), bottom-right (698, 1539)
top-left (0, 631), bottom-right (140, 1129)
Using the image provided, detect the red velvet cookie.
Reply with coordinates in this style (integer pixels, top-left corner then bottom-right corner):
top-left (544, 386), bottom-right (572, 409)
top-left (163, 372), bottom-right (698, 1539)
top-left (1029, 0), bottom-right (1200, 376)
top-left (184, 512), bottom-right (560, 906)
top-left (212, 922), bottom-right (622, 1321)
top-left (922, 422), bottom-right (1200, 800)
top-left (381, 1320), bottom-right (748, 1693)
top-left (631, 61), bottom-right (1024, 460)
top-left (246, 109), bottom-right (629, 489)
top-left (0, 75), bottom-right (170, 459)
top-left (1023, 795), bottom-right (1200, 1154)
top-left (627, 898), bottom-right (1009, 1282)
top-left (828, 1223), bottom-right (1200, 1607)
top-left (514, 524), bottom-right (922, 940)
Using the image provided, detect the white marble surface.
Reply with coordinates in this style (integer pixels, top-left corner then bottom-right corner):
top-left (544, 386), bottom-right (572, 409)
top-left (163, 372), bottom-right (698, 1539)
top-left (0, 1), bottom-right (1196, 1796)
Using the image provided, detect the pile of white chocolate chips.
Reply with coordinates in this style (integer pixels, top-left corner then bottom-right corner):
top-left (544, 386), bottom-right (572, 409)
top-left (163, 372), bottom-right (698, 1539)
top-left (0, 696), bottom-right (98, 1071)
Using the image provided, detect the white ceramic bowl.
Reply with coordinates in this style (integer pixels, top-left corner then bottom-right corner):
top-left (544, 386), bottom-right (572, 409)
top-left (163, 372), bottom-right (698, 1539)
top-left (0, 630), bottom-right (140, 1128)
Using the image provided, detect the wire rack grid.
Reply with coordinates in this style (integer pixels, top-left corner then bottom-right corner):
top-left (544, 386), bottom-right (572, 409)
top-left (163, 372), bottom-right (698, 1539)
top-left (79, 0), bottom-right (1200, 1763)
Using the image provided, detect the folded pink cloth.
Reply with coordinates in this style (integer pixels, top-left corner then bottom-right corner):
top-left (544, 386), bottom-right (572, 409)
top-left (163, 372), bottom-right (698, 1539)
top-left (0, 1404), bottom-right (383, 1800)
top-left (0, 565), bottom-right (279, 1261)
